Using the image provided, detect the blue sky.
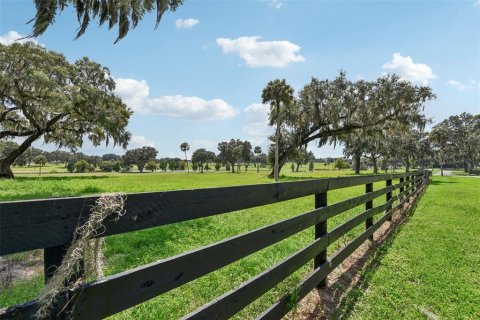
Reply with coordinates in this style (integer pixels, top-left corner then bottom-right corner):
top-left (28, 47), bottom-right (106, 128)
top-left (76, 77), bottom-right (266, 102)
top-left (1, 0), bottom-right (479, 158)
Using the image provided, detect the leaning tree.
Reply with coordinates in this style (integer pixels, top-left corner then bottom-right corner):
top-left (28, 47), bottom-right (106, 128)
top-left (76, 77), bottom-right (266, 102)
top-left (264, 72), bottom-right (435, 177)
top-left (0, 42), bottom-right (131, 178)
top-left (30, 0), bottom-right (184, 42)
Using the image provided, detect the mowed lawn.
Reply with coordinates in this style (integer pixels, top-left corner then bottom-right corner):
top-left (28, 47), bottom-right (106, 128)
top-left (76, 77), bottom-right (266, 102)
top-left (343, 176), bottom-right (480, 320)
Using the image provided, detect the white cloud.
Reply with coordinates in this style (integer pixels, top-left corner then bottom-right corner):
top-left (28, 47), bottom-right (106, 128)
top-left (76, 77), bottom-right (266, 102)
top-left (243, 103), bottom-right (271, 147)
top-left (216, 36), bottom-right (305, 68)
top-left (382, 53), bottom-right (437, 85)
top-left (269, 0), bottom-right (283, 9)
top-left (448, 80), bottom-right (466, 90)
top-left (114, 78), bottom-right (237, 121)
top-left (448, 79), bottom-right (479, 91)
top-left (0, 30), bottom-right (41, 45)
top-left (175, 18), bottom-right (199, 29)
top-left (129, 135), bottom-right (156, 149)
top-left (145, 96), bottom-right (237, 120)
top-left (114, 78), bottom-right (150, 112)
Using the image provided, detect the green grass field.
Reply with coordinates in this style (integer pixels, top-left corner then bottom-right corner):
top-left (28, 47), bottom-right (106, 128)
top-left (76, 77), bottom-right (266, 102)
top-left (1, 168), bottom-right (478, 319)
top-left (342, 176), bottom-right (480, 319)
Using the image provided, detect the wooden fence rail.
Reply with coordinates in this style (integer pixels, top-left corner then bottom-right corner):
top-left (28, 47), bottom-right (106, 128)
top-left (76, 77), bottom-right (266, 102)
top-left (0, 171), bottom-right (429, 320)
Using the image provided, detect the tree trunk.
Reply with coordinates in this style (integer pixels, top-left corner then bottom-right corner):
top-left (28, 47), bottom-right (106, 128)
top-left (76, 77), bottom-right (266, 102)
top-left (269, 145), bottom-right (294, 178)
top-left (354, 154), bottom-right (361, 174)
top-left (405, 159), bottom-right (410, 173)
top-left (274, 111), bottom-right (280, 182)
top-left (372, 158), bottom-right (378, 174)
top-left (185, 151), bottom-right (189, 173)
top-left (257, 161), bottom-right (259, 173)
top-left (463, 160), bottom-right (468, 173)
top-left (0, 159), bottom-right (15, 179)
top-left (0, 131), bottom-right (42, 179)
top-left (295, 163), bottom-right (300, 172)
top-left (231, 162), bottom-right (235, 173)
top-left (440, 163), bottom-right (444, 176)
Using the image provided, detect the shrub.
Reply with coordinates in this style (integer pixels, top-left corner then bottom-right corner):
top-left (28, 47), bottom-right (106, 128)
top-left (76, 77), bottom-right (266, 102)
top-left (215, 163), bottom-right (221, 171)
top-left (66, 162), bottom-right (75, 173)
top-left (309, 161), bottom-right (314, 172)
top-left (75, 160), bottom-right (89, 173)
top-left (145, 161), bottom-right (158, 172)
top-left (334, 158), bottom-right (350, 170)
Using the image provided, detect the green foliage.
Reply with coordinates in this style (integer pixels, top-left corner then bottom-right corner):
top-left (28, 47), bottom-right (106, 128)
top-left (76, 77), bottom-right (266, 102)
top-left (66, 162), bottom-right (75, 173)
top-left (99, 160), bottom-right (121, 172)
top-left (122, 147), bottom-right (158, 173)
top-left (191, 148), bottom-right (215, 173)
top-left (31, 0), bottom-right (184, 42)
top-left (262, 71), bottom-right (435, 176)
top-left (145, 161), bottom-right (158, 172)
top-left (74, 160), bottom-right (90, 173)
top-left (33, 155), bottom-right (47, 167)
top-left (334, 157), bottom-right (350, 170)
top-left (0, 43), bottom-right (131, 178)
top-left (262, 79), bottom-right (295, 181)
top-left (159, 161), bottom-right (167, 172)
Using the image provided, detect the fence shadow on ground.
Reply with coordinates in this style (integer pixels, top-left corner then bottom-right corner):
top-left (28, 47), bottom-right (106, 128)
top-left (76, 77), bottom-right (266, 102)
top-left (330, 189), bottom-right (426, 320)
top-left (294, 186), bottom-right (427, 320)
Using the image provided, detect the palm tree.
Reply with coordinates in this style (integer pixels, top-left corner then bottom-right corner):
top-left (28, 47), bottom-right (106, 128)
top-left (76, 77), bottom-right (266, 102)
top-left (31, 0), bottom-right (184, 42)
top-left (254, 146), bottom-right (262, 173)
top-left (180, 142), bottom-right (190, 173)
top-left (262, 79), bottom-right (294, 181)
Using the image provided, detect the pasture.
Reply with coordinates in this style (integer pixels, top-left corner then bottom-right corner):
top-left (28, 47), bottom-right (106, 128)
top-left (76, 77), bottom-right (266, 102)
top-left (1, 169), bottom-right (478, 319)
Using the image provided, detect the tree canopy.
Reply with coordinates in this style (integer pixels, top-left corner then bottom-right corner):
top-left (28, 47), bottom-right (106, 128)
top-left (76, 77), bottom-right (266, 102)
top-left (30, 0), bottom-right (184, 42)
top-left (263, 71), bottom-right (435, 176)
top-left (122, 146), bottom-right (158, 172)
top-left (0, 42), bottom-right (131, 178)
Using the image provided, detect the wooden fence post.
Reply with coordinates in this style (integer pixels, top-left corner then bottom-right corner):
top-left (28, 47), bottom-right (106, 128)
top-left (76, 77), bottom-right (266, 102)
top-left (365, 183), bottom-right (373, 240)
top-left (399, 177), bottom-right (405, 194)
top-left (314, 191), bottom-right (327, 288)
top-left (386, 179), bottom-right (392, 221)
top-left (406, 175), bottom-right (411, 202)
top-left (44, 245), bottom-right (69, 283)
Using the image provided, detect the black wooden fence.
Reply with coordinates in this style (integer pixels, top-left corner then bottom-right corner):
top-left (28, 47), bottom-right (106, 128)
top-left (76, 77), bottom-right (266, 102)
top-left (0, 171), bottom-right (429, 319)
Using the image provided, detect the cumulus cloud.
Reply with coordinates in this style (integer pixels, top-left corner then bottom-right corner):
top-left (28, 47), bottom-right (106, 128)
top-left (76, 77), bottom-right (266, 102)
top-left (114, 78), bottom-right (150, 112)
top-left (0, 30), bottom-right (41, 45)
top-left (216, 36), bottom-right (305, 68)
top-left (382, 53), bottom-right (437, 85)
top-left (129, 135), bottom-right (156, 149)
top-left (243, 103), bottom-right (271, 146)
top-left (175, 18), bottom-right (199, 29)
top-left (114, 78), bottom-right (237, 121)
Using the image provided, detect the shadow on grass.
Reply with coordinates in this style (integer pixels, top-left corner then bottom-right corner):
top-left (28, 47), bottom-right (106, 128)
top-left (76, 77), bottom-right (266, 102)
top-left (428, 179), bottom-right (459, 185)
top-left (15, 175), bottom-right (109, 182)
top-left (303, 186), bottom-right (429, 320)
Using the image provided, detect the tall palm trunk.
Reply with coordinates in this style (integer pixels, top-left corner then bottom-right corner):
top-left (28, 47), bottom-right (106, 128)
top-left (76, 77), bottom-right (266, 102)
top-left (275, 116), bottom-right (280, 181)
top-left (184, 151), bottom-right (189, 173)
